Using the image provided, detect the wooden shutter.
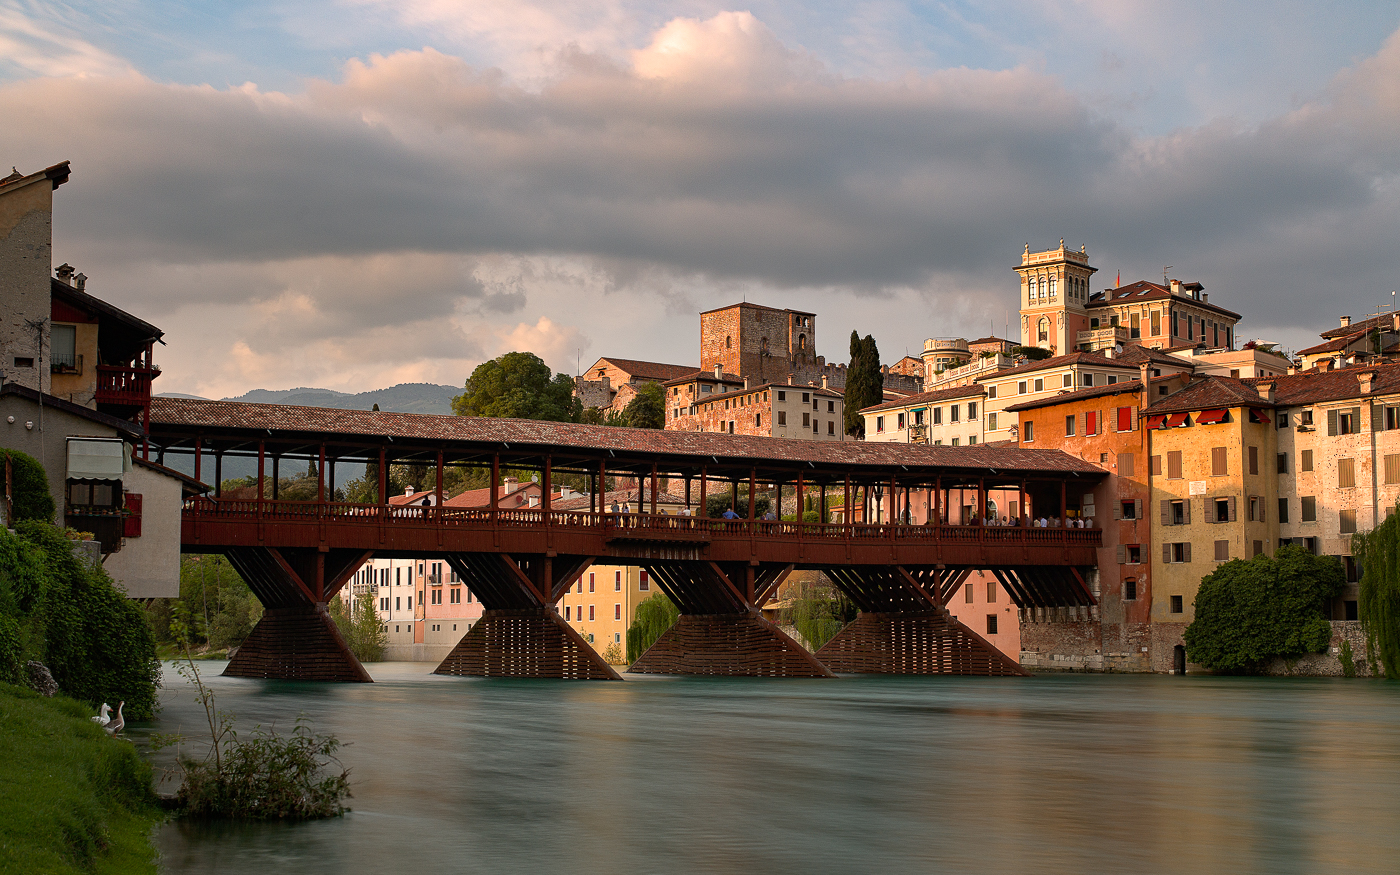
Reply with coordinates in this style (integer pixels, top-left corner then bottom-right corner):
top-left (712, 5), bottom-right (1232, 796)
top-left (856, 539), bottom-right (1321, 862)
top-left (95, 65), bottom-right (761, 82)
top-left (1204, 499), bottom-right (1216, 524)
top-left (1182, 498), bottom-right (1191, 524)
top-left (1375, 405), bottom-right (1385, 432)
top-left (1352, 407), bottom-right (1362, 432)
top-left (1168, 451), bottom-right (1182, 479)
top-left (1113, 502), bottom-right (1122, 520)
top-left (1212, 447), bottom-right (1227, 476)
top-left (1301, 449), bottom-right (1313, 471)
top-left (1163, 542), bottom-right (1173, 563)
top-left (1118, 453), bottom-right (1135, 477)
top-left (1249, 446), bottom-right (1258, 475)
top-left (1328, 409), bottom-right (1338, 436)
top-left (1117, 544), bottom-right (1126, 564)
top-left (1214, 540), bottom-right (1229, 561)
top-left (1117, 406), bottom-right (1132, 432)
top-left (1339, 458), bottom-right (1356, 488)
top-left (1134, 499), bottom-right (1143, 519)
top-left (1384, 454), bottom-right (1400, 485)
top-left (1161, 499), bottom-right (1171, 525)
top-left (122, 493), bottom-right (142, 538)
top-left (1183, 542), bottom-right (1192, 562)
top-left (1227, 495), bottom-right (1237, 521)
top-left (1151, 455), bottom-right (1162, 476)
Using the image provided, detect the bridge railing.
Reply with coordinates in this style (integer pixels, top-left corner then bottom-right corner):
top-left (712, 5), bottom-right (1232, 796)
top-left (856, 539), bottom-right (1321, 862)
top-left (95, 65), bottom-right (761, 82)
top-left (183, 498), bottom-right (1102, 547)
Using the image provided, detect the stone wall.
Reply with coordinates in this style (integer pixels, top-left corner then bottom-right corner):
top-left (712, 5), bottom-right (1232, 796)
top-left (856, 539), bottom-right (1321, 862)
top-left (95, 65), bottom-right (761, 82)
top-left (1263, 621), bottom-right (1381, 677)
top-left (1019, 619), bottom-right (1103, 671)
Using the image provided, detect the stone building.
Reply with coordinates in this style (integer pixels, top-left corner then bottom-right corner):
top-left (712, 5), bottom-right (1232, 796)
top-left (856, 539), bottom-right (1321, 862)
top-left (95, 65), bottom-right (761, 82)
top-left (666, 372), bottom-right (845, 441)
top-left (574, 356), bottom-right (696, 417)
top-left (1, 162), bottom-right (69, 394)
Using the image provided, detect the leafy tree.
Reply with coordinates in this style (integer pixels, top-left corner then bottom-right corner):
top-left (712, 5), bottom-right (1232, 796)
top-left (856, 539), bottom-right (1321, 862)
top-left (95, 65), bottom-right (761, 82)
top-left (146, 555), bottom-right (262, 652)
top-left (843, 331), bottom-right (883, 438)
top-left (1183, 545), bottom-right (1344, 673)
top-left (780, 577), bottom-right (857, 651)
top-left (1011, 345), bottom-right (1054, 361)
top-left (626, 592), bottom-right (679, 663)
top-left (620, 382), bottom-right (666, 429)
top-left (0, 448), bottom-right (55, 523)
top-left (453, 352), bottom-right (581, 422)
top-left (1353, 512), bottom-right (1400, 677)
top-left (329, 594), bottom-right (386, 662)
top-left (705, 489), bottom-right (771, 519)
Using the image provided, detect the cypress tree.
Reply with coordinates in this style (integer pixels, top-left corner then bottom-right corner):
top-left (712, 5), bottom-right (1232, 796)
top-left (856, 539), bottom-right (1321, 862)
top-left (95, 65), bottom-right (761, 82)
top-left (843, 331), bottom-right (883, 438)
top-left (1353, 512), bottom-right (1400, 677)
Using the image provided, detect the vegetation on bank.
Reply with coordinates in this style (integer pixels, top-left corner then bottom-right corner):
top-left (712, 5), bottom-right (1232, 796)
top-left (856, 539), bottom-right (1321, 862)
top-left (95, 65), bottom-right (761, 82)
top-left (1353, 513), bottom-right (1400, 678)
top-left (329, 592), bottom-right (387, 662)
top-left (0, 520), bottom-right (161, 719)
top-left (780, 579), bottom-right (857, 651)
top-left (0, 683), bottom-right (160, 875)
top-left (1183, 545), bottom-right (1344, 673)
top-left (144, 555), bottom-right (261, 656)
top-left (626, 592), bottom-right (679, 663)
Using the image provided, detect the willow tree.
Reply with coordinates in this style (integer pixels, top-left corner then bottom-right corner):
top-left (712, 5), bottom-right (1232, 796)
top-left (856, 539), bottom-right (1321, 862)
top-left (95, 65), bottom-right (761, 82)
top-left (1353, 511), bottom-right (1400, 677)
top-left (626, 592), bottom-right (679, 663)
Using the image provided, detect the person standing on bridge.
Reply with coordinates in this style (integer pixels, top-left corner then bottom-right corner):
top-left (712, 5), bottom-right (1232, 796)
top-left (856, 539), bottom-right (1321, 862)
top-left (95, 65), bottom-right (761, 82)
top-left (721, 507), bottom-right (740, 520)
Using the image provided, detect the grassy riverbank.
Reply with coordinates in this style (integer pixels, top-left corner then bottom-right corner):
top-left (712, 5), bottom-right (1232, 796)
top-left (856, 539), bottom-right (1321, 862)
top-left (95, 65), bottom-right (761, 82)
top-left (0, 683), bottom-right (160, 874)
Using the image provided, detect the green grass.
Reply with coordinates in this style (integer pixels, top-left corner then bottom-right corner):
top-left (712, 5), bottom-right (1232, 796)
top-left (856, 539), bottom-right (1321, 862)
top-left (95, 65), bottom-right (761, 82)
top-left (0, 683), bottom-right (161, 874)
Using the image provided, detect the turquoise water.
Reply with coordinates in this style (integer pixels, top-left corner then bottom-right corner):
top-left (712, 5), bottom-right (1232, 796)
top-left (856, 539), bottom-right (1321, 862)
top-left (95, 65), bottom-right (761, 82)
top-left (136, 663), bottom-right (1400, 874)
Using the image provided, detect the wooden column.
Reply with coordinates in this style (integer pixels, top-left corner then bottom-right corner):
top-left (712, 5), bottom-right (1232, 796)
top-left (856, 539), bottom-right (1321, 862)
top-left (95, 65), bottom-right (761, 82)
top-left (215, 452), bottom-right (223, 497)
top-left (436, 451), bottom-right (445, 506)
top-left (1020, 479), bottom-right (1027, 524)
top-left (1059, 479), bottom-right (1068, 539)
top-left (491, 454), bottom-right (500, 524)
top-left (685, 475), bottom-right (692, 512)
top-left (590, 472), bottom-right (597, 515)
top-left (257, 442), bottom-right (265, 502)
top-left (844, 475), bottom-right (852, 527)
top-left (819, 480), bottom-right (827, 523)
top-left (748, 468), bottom-right (757, 520)
top-left (731, 479), bottom-right (738, 512)
top-left (272, 455), bottom-right (279, 499)
top-left (378, 447), bottom-right (387, 504)
top-left (650, 463), bottom-right (658, 514)
top-left (797, 472), bottom-right (805, 523)
top-left (194, 437), bottom-right (202, 483)
top-left (543, 455), bottom-right (552, 514)
top-left (934, 476), bottom-right (941, 525)
top-left (977, 477), bottom-right (985, 525)
top-left (699, 466), bottom-right (708, 517)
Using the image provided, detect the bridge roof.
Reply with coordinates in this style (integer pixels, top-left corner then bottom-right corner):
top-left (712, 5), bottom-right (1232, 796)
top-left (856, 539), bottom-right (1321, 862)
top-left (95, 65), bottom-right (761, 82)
top-left (148, 397), bottom-right (1104, 482)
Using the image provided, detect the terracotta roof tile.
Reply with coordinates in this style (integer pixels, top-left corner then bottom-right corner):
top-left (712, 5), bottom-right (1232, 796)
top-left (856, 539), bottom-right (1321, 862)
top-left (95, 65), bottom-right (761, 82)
top-left (1004, 380), bottom-right (1146, 412)
top-left (1090, 280), bottom-right (1241, 320)
top-left (593, 358), bottom-right (697, 381)
top-left (1245, 362), bottom-right (1400, 406)
top-left (1111, 345), bottom-right (1196, 369)
top-left (1296, 332), bottom-right (1366, 356)
top-left (1321, 314), bottom-right (1396, 340)
top-left (148, 397), bottom-right (1105, 476)
top-left (1141, 376), bottom-right (1272, 414)
top-left (860, 384), bottom-right (985, 414)
top-left (975, 351), bottom-right (1135, 381)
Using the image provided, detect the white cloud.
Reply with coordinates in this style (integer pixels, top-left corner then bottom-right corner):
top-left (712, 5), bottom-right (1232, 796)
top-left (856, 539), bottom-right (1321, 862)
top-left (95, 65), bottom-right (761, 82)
top-left (0, 1), bottom-right (134, 79)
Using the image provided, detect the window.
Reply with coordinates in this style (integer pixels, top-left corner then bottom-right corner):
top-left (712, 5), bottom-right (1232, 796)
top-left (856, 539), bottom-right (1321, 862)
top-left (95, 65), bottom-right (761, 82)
top-left (875, 415), bottom-right (884, 433)
top-left (1063, 374), bottom-right (1073, 388)
top-left (1166, 544), bottom-right (1190, 564)
top-left (1167, 500), bottom-right (1186, 525)
top-left (988, 385), bottom-right (997, 399)
top-left (1386, 454), bottom-right (1400, 485)
top-left (950, 405), bottom-right (961, 423)
top-left (1018, 381), bottom-right (1028, 394)
top-left (1300, 410), bottom-right (1313, 426)
top-left (932, 407), bottom-right (942, 425)
top-left (1339, 457), bottom-right (1356, 488)
top-left (777, 391), bottom-right (785, 401)
top-left (1214, 498), bottom-right (1231, 522)
top-left (1340, 509), bottom-right (1357, 534)
top-left (1301, 449), bottom-right (1313, 472)
top-left (1167, 451), bottom-right (1183, 479)
top-left (897, 413), bottom-right (906, 430)
top-left (1034, 378), bottom-right (1044, 392)
top-left (1124, 578), bottom-right (1138, 600)
top-left (1387, 407), bottom-right (1400, 430)
top-left (1252, 540), bottom-right (1264, 557)
top-left (1085, 410), bottom-right (1099, 435)
top-left (1301, 496), bottom-right (1317, 522)
top-left (802, 392), bottom-right (811, 404)
top-left (1277, 412), bottom-right (1289, 429)
top-left (589, 605), bottom-right (596, 621)
top-left (1083, 373), bottom-right (1095, 387)
top-left (1150, 311), bottom-right (1161, 336)
top-left (1332, 408), bottom-right (1359, 435)
top-left (1023, 421), bottom-right (1034, 442)
top-left (1278, 498), bottom-right (1289, 523)
top-left (1214, 540), bottom-right (1230, 561)
top-left (828, 400), bottom-right (835, 413)
top-left (1127, 545), bottom-right (1142, 564)
top-left (987, 413), bottom-right (997, 431)
top-left (1211, 447), bottom-right (1227, 476)
top-left (1248, 446), bottom-right (1258, 475)
top-left (1117, 406), bottom-right (1134, 432)
top-left (987, 582), bottom-right (997, 603)
top-left (986, 614), bottom-right (999, 635)
top-left (828, 421), bottom-right (835, 435)
top-left (1249, 497), bottom-right (1262, 522)
top-left (778, 411), bottom-right (787, 426)
top-left (1118, 453), bottom-right (1135, 476)
top-left (1277, 453), bottom-right (1288, 474)
top-left (1065, 415), bottom-right (1076, 436)
top-left (588, 574), bottom-right (596, 593)
top-left (951, 437), bottom-right (960, 446)
top-left (968, 402), bottom-right (978, 418)
top-left (1108, 376), bottom-right (1118, 385)
top-left (51, 324), bottom-right (76, 370)
top-left (965, 583), bottom-right (974, 603)
top-left (640, 571), bottom-right (649, 591)
top-left (1121, 500), bottom-right (1137, 520)
top-left (1130, 313), bottom-right (1141, 339)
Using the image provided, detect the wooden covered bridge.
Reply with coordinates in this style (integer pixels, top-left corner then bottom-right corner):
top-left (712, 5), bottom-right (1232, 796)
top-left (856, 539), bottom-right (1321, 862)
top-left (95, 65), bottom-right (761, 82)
top-left (147, 397), bottom-right (1106, 681)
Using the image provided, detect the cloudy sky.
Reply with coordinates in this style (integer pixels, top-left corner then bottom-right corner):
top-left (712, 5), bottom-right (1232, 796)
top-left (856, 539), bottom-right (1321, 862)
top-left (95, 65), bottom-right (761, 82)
top-left (3, 1), bottom-right (1399, 398)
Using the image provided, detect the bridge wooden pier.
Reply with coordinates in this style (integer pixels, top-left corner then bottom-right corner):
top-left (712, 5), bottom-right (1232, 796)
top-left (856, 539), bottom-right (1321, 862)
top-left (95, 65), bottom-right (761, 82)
top-left (150, 397), bottom-right (1106, 682)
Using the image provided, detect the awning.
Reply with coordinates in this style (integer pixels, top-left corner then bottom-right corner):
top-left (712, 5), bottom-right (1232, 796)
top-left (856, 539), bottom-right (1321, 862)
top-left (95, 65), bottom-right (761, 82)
top-left (1249, 409), bottom-right (1271, 424)
top-left (1195, 409), bottom-right (1228, 425)
top-left (66, 438), bottom-right (129, 481)
top-left (1144, 414), bottom-right (1166, 430)
top-left (1164, 413), bottom-right (1190, 428)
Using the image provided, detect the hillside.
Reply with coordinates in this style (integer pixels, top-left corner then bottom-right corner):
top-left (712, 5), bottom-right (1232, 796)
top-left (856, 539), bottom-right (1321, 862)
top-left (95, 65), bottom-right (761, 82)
top-left (220, 382), bottom-right (460, 415)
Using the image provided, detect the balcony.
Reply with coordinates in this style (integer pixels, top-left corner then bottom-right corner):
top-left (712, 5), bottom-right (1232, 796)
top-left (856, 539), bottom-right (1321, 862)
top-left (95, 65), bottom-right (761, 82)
top-left (51, 352), bottom-right (83, 375)
top-left (95, 364), bottom-right (157, 408)
top-left (1076, 326), bottom-right (1128, 351)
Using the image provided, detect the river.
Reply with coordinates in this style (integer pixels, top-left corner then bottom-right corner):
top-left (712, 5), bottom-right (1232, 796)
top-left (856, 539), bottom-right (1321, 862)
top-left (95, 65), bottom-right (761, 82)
top-left (134, 662), bottom-right (1400, 874)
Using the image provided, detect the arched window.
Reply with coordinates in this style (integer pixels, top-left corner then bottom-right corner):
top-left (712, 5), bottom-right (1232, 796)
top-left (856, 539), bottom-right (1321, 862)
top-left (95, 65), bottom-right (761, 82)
top-left (798, 334), bottom-right (807, 351)
top-left (1038, 317), bottom-right (1050, 343)
top-left (726, 336), bottom-right (732, 349)
top-left (1028, 281), bottom-right (1035, 304)
top-left (1048, 277), bottom-right (1057, 298)
top-left (1038, 277), bottom-right (1047, 299)
top-left (761, 337), bottom-right (769, 353)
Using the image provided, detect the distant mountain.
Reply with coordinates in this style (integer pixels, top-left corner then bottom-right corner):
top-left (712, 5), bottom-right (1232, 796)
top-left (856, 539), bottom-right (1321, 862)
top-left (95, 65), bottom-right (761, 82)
top-left (219, 383), bottom-right (461, 415)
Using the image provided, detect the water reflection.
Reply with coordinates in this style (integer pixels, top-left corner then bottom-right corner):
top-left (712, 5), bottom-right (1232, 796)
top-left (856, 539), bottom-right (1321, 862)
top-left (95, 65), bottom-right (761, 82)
top-left (136, 664), bottom-right (1400, 874)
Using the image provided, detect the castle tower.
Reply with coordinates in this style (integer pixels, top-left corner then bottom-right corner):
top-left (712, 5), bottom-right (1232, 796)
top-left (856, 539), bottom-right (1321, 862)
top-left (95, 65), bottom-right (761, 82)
top-left (1016, 240), bottom-right (1097, 355)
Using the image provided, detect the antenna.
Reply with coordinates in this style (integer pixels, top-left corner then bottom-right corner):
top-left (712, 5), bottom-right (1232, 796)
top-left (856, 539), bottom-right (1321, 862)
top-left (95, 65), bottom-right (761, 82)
top-left (1163, 265), bottom-right (1173, 284)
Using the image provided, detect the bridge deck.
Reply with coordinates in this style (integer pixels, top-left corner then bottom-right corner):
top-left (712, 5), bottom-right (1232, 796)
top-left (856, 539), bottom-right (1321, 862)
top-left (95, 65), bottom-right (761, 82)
top-left (183, 500), bottom-right (1102, 566)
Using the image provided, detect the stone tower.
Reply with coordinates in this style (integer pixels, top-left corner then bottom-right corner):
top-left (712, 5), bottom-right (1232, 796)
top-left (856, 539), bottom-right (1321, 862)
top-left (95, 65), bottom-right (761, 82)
top-left (1016, 240), bottom-right (1097, 355)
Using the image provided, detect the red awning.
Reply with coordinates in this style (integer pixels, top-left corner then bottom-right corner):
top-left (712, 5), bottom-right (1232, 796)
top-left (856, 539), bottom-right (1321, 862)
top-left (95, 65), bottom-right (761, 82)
top-left (1195, 409), bottom-right (1228, 425)
top-left (1164, 413), bottom-right (1189, 428)
top-left (1145, 415), bottom-right (1166, 430)
top-left (1249, 409), bottom-right (1271, 424)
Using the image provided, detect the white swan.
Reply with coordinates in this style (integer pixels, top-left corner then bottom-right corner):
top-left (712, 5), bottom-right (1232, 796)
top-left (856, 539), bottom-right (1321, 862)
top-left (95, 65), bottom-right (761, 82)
top-left (91, 703), bottom-right (112, 727)
top-left (105, 701), bottom-right (125, 735)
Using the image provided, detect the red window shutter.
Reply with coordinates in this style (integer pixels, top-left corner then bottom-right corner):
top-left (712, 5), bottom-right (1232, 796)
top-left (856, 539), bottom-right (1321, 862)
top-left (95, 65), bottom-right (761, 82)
top-left (1117, 406), bottom-right (1132, 432)
top-left (123, 493), bottom-right (142, 537)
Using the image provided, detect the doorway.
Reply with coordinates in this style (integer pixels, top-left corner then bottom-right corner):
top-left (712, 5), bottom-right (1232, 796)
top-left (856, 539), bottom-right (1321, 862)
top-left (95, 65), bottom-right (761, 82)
top-left (1173, 645), bottom-right (1186, 675)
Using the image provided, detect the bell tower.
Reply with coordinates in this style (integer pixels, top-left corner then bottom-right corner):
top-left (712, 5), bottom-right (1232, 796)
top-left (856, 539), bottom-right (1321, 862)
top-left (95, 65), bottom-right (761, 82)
top-left (1016, 240), bottom-right (1097, 355)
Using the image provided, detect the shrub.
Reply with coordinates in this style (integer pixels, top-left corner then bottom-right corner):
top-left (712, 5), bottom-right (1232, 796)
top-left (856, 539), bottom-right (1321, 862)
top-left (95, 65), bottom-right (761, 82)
top-left (1353, 511), bottom-right (1400, 678)
top-left (626, 592), bottom-right (679, 662)
top-left (0, 448), bottom-right (56, 523)
top-left (178, 720), bottom-right (350, 819)
top-left (329, 593), bottom-right (386, 662)
top-left (1183, 545), bottom-right (1344, 673)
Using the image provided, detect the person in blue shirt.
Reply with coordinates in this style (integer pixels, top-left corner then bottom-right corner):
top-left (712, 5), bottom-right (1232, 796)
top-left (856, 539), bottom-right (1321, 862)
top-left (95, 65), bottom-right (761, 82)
top-left (720, 508), bottom-right (740, 519)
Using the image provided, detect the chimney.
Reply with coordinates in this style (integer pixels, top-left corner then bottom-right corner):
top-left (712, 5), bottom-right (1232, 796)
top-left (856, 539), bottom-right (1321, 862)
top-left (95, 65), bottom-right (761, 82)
top-left (744, 376), bottom-right (750, 390)
top-left (1359, 371), bottom-right (1375, 394)
top-left (404, 485), bottom-right (415, 495)
top-left (73, 272), bottom-right (86, 291)
top-left (1340, 315), bottom-right (1352, 328)
top-left (1256, 381), bottom-right (1275, 403)
top-left (503, 476), bottom-right (519, 495)
top-left (821, 374), bottom-right (829, 389)
top-left (55, 263), bottom-right (75, 286)
top-left (1139, 362), bottom-right (1151, 412)
top-left (1170, 278), bottom-right (1182, 296)
top-left (1317, 358), bottom-right (1333, 372)
top-left (713, 363), bottom-right (722, 379)
top-left (787, 373), bottom-right (795, 385)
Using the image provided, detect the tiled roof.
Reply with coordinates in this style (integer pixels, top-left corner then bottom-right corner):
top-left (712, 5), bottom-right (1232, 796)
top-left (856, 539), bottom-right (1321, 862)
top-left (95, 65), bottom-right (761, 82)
top-left (1245, 362), bottom-right (1400, 406)
top-left (442, 482), bottom-right (540, 507)
top-left (860, 384), bottom-right (984, 414)
top-left (663, 369), bottom-right (743, 386)
top-left (1111, 345), bottom-right (1196, 370)
top-left (594, 358), bottom-right (697, 382)
top-left (1296, 332), bottom-right (1366, 357)
top-left (148, 397), bottom-right (1105, 476)
top-left (968, 336), bottom-right (1015, 346)
top-left (552, 487), bottom-right (687, 511)
top-left (1003, 380), bottom-right (1146, 412)
top-left (699, 301), bottom-right (814, 316)
top-left (1321, 314), bottom-right (1396, 340)
top-left (1090, 280), bottom-right (1242, 320)
top-left (1141, 376), bottom-right (1272, 414)
top-left (975, 351), bottom-right (1134, 381)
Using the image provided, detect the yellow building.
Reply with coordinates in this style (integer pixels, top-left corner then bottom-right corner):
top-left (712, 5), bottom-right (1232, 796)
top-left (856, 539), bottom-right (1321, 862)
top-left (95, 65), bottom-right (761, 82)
top-left (557, 564), bottom-right (664, 664)
top-left (1142, 376), bottom-right (1278, 672)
